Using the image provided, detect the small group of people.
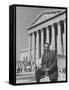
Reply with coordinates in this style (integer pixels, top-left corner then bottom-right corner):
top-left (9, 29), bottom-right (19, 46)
top-left (35, 43), bottom-right (58, 83)
top-left (16, 64), bottom-right (22, 73)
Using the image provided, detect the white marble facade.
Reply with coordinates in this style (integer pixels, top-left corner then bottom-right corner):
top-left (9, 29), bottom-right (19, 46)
top-left (28, 9), bottom-right (66, 66)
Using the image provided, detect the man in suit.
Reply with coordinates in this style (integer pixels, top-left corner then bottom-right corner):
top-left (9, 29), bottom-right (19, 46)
top-left (35, 43), bottom-right (58, 83)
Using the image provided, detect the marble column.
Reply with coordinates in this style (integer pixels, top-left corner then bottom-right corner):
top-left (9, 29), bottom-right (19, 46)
top-left (50, 24), bottom-right (55, 50)
top-left (36, 31), bottom-right (39, 59)
top-left (29, 34), bottom-right (31, 60)
top-left (63, 20), bottom-right (66, 55)
top-left (41, 29), bottom-right (44, 57)
top-left (32, 32), bottom-right (35, 60)
top-left (57, 22), bottom-right (63, 55)
top-left (46, 27), bottom-right (49, 43)
top-left (36, 31), bottom-right (39, 65)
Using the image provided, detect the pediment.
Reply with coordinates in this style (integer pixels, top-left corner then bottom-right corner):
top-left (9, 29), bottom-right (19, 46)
top-left (28, 9), bottom-right (65, 30)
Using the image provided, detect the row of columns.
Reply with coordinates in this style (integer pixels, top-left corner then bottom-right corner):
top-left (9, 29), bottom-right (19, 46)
top-left (29, 19), bottom-right (66, 63)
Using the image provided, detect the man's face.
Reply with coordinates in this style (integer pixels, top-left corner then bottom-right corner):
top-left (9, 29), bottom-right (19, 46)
top-left (44, 44), bottom-right (50, 51)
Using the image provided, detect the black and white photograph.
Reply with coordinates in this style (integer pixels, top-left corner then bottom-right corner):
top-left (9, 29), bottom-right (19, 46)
top-left (9, 5), bottom-right (67, 85)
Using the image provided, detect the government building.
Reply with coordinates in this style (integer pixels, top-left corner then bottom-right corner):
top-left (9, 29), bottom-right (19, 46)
top-left (27, 9), bottom-right (66, 67)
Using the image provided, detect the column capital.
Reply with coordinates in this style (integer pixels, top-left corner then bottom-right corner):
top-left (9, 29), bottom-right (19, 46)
top-left (57, 21), bottom-right (61, 25)
top-left (51, 23), bottom-right (54, 26)
top-left (32, 31), bottom-right (35, 35)
top-left (46, 25), bottom-right (50, 30)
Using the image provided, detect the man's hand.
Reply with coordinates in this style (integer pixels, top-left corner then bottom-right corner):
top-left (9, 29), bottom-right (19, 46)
top-left (45, 68), bottom-right (49, 76)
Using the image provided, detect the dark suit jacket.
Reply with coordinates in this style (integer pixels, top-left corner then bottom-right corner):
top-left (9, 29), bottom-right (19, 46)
top-left (41, 50), bottom-right (58, 81)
